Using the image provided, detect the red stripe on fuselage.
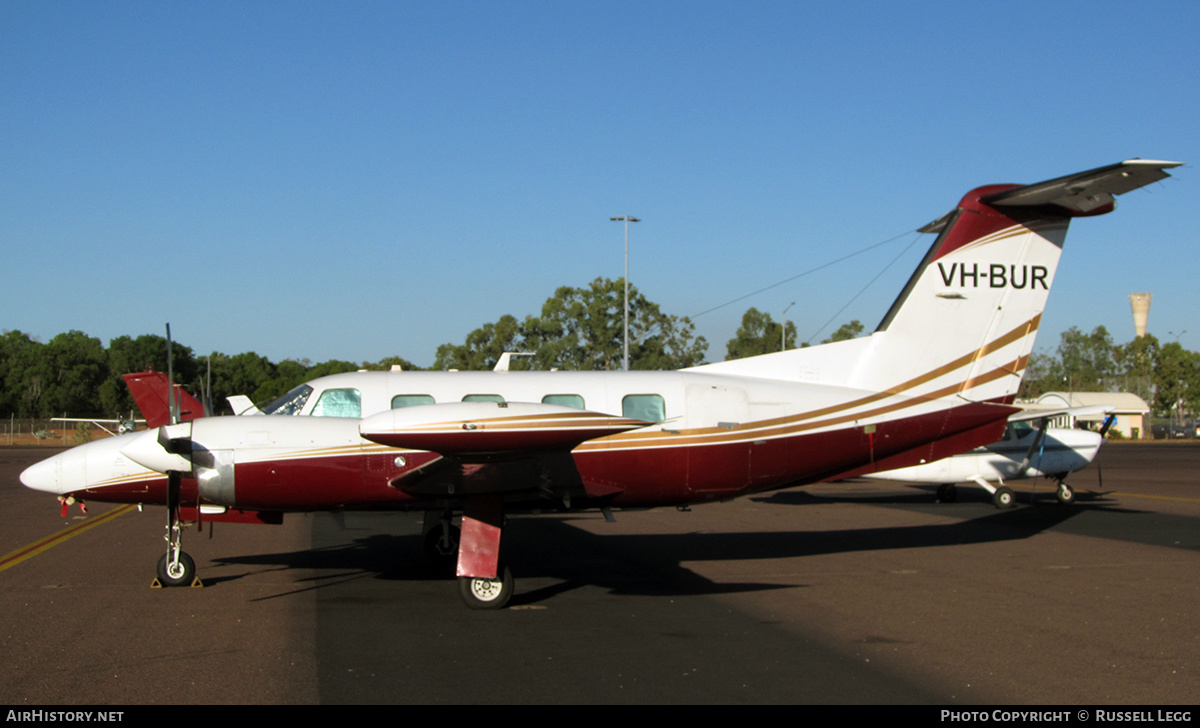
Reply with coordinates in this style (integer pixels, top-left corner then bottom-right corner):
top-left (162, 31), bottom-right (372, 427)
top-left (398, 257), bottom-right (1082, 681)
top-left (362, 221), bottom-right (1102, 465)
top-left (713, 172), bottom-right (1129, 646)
top-left (68, 402), bottom-right (1009, 512)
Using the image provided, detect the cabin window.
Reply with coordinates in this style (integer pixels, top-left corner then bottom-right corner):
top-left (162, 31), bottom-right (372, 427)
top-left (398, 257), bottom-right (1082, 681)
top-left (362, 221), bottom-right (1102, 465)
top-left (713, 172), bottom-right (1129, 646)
top-left (311, 388), bottom-right (362, 417)
top-left (1005, 422), bottom-right (1035, 441)
top-left (622, 394), bottom-right (665, 423)
top-left (542, 394), bottom-right (585, 410)
top-left (462, 394), bottom-right (504, 403)
top-left (392, 394), bottom-right (435, 408)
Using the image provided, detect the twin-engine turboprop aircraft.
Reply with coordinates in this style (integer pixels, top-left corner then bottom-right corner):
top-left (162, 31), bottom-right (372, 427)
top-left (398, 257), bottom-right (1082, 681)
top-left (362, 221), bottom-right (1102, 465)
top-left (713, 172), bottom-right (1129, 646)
top-left (20, 159), bottom-right (1180, 608)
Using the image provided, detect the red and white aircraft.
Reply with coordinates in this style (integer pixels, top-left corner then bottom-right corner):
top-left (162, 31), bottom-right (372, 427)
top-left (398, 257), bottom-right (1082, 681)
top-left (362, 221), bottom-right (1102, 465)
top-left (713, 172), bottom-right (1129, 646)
top-left (21, 159), bottom-right (1180, 608)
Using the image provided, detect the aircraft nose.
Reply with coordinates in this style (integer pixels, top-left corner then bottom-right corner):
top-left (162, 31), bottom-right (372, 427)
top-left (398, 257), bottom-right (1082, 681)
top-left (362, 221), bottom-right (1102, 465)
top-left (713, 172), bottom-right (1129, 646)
top-left (20, 452), bottom-right (69, 495)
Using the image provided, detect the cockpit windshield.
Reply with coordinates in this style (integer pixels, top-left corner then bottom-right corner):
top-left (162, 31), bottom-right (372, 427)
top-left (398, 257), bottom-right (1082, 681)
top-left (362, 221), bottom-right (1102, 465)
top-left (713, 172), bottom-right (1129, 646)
top-left (261, 384), bottom-right (313, 416)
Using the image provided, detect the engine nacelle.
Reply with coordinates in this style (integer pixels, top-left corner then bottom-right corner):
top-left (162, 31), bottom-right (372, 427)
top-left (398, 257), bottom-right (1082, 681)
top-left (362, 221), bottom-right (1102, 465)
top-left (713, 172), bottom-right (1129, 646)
top-left (193, 449), bottom-right (237, 507)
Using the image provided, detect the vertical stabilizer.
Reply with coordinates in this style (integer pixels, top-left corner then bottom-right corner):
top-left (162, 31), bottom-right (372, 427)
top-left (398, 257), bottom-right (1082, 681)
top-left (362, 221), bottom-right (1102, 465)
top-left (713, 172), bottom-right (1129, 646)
top-left (693, 160), bottom-right (1181, 406)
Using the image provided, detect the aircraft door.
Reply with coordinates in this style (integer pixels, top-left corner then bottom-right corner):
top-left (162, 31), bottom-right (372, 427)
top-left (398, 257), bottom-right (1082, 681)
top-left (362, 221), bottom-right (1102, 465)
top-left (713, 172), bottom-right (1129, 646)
top-left (684, 384), bottom-right (751, 495)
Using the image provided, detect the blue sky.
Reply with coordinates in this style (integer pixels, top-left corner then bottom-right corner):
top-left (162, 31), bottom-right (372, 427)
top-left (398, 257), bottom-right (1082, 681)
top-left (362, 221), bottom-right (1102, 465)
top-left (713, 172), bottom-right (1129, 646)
top-left (3, 1), bottom-right (1197, 368)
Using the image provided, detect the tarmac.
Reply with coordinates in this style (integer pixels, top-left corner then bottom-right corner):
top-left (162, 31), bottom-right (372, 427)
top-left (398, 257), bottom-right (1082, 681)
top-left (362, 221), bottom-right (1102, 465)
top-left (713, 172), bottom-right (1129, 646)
top-left (2, 442), bottom-right (1197, 704)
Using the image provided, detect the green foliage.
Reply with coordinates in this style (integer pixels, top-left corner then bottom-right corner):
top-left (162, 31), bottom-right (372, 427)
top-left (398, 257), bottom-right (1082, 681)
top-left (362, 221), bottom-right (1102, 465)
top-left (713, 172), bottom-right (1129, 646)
top-left (1020, 327), bottom-right (1200, 420)
top-left (1152, 342), bottom-right (1200, 417)
top-left (435, 278), bottom-right (708, 371)
top-left (725, 308), bottom-right (797, 360)
top-left (0, 327), bottom-right (425, 418)
top-left (822, 320), bottom-right (864, 344)
top-left (73, 421), bottom-right (93, 445)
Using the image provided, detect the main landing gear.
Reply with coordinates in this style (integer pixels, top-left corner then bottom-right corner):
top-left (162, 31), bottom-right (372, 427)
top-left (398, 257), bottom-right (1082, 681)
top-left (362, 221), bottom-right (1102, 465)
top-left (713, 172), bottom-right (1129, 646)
top-left (935, 477), bottom-right (1076, 509)
top-left (424, 498), bottom-right (514, 609)
top-left (936, 477), bottom-right (1017, 508)
top-left (458, 566), bottom-right (514, 609)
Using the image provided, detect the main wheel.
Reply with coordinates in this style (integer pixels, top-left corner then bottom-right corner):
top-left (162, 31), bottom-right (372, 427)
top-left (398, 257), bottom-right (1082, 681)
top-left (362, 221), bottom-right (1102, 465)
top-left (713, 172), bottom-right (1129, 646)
top-left (458, 566), bottom-right (514, 610)
top-left (936, 483), bottom-right (958, 503)
top-left (156, 552), bottom-right (196, 587)
top-left (992, 485), bottom-right (1015, 509)
top-left (1056, 483), bottom-right (1076, 505)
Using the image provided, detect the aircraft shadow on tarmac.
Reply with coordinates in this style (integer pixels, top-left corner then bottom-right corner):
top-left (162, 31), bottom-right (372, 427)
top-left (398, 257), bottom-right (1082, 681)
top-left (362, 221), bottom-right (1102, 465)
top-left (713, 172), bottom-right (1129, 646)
top-left (209, 500), bottom-right (1089, 606)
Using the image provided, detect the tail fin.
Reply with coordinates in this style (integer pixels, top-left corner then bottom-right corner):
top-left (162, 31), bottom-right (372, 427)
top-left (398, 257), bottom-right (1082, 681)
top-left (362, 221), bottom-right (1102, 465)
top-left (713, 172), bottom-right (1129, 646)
top-left (122, 371), bottom-right (209, 427)
top-left (693, 159), bottom-right (1181, 403)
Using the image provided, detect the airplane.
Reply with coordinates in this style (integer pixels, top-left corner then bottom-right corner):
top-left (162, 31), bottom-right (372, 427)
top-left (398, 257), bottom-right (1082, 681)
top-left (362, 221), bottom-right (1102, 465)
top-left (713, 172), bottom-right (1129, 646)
top-left (862, 407), bottom-right (1115, 507)
top-left (19, 159), bottom-right (1181, 609)
top-left (121, 370), bottom-right (210, 427)
top-left (47, 371), bottom-right (208, 438)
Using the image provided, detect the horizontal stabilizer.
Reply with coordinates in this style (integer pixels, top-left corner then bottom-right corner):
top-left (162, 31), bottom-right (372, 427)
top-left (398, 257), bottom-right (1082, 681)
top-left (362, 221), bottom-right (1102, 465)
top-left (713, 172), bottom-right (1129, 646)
top-left (982, 159), bottom-right (1182, 215)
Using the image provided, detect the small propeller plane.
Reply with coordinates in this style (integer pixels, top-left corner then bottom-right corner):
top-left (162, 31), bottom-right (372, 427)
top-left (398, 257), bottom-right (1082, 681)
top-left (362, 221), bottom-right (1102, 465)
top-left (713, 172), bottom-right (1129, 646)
top-left (20, 159), bottom-right (1181, 608)
top-left (862, 407), bottom-right (1114, 507)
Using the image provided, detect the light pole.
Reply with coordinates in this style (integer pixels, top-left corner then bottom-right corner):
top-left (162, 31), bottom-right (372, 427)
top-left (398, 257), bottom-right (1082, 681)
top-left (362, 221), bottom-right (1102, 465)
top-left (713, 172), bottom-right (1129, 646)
top-left (610, 215), bottom-right (640, 370)
top-left (782, 301), bottom-right (796, 352)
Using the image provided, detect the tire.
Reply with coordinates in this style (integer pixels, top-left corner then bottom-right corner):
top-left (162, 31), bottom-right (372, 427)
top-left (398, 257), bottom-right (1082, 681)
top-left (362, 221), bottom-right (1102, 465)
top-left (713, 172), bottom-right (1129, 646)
top-left (156, 552), bottom-right (196, 587)
top-left (1056, 483), bottom-right (1075, 505)
top-left (458, 566), bottom-right (514, 610)
top-left (992, 485), bottom-right (1015, 509)
top-left (937, 483), bottom-right (958, 503)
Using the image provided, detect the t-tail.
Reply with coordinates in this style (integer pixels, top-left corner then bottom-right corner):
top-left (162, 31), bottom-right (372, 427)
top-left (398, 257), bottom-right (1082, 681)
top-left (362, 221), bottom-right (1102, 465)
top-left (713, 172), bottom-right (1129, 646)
top-left (694, 159), bottom-right (1182, 404)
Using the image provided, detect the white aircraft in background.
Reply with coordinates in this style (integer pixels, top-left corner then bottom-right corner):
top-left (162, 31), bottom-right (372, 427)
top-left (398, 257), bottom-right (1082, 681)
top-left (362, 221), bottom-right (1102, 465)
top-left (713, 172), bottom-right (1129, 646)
top-left (864, 407), bottom-right (1114, 507)
top-left (20, 159), bottom-right (1180, 609)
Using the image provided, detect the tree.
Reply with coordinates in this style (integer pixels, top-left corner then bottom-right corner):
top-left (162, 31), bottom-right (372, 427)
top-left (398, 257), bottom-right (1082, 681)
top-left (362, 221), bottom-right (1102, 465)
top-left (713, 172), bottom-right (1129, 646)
top-left (1057, 325), bottom-right (1117, 391)
top-left (725, 308), bottom-right (796, 360)
top-left (0, 330), bottom-right (44, 418)
top-left (434, 314), bottom-right (523, 371)
top-left (36, 331), bottom-right (108, 418)
top-left (1018, 326), bottom-right (1119, 400)
top-left (101, 334), bottom-right (199, 416)
top-left (822, 320), bottom-right (864, 344)
top-left (1153, 342), bottom-right (1200, 419)
top-left (435, 278), bottom-right (708, 371)
top-left (1017, 348), bottom-right (1063, 400)
top-left (1113, 334), bottom-right (1160, 405)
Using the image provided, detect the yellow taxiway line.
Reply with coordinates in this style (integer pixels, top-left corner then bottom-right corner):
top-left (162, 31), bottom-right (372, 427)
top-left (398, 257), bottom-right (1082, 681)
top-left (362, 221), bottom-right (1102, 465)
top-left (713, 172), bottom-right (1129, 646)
top-left (0, 504), bottom-right (136, 574)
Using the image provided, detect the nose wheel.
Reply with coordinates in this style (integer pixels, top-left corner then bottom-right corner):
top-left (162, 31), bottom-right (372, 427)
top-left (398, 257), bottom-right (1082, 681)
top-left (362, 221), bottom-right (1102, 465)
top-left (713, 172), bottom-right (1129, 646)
top-left (156, 551), bottom-right (196, 587)
top-left (153, 470), bottom-right (202, 588)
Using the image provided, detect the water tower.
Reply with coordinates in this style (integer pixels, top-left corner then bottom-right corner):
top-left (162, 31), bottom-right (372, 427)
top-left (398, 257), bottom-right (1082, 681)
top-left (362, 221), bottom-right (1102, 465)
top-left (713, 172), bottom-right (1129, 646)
top-left (1129, 293), bottom-right (1151, 338)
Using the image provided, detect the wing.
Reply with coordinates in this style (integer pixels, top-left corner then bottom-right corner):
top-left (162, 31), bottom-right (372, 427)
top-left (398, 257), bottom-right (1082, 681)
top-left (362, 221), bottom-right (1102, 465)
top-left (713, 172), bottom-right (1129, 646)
top-left (1007, 404), bottom-right (1115, 423)
top-left (359, 401), bottom-right (649, 500)
top-left (359, 401), bottom-right (649, 456)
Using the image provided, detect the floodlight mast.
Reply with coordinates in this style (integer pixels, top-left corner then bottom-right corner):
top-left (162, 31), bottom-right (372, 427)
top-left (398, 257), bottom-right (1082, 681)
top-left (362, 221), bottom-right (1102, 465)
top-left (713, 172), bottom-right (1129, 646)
top-left (610, 215), bottom-right (640, 371)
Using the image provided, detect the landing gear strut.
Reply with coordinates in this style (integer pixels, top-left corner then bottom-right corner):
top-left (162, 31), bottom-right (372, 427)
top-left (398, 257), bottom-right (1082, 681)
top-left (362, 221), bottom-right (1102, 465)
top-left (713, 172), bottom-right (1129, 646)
top-left (154, 470), bottom-right (200, 588)
top-left (455, 495), bottom-right (513, 609)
